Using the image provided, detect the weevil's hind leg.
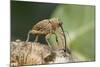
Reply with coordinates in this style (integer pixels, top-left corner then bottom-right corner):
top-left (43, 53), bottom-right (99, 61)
top-left (26, 30), bottom-right (40, 42)
top-left (26, 30), bottom-right (32, 42)
top-left (45, 33), bottom-right (52, 49)
top-left (34, 34), bottom-right (39, 42)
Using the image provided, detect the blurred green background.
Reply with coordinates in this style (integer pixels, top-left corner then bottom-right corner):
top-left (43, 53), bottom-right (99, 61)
top-left (11, 1), bottom-right (95, 62)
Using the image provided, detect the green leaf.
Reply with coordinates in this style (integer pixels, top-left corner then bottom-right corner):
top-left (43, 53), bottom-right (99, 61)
top-left (50, 4), bottom-right (95, 61)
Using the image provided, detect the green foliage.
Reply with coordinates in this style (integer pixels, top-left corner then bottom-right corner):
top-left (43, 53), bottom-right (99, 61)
top-left (50, 4), bottom-right (95, 61)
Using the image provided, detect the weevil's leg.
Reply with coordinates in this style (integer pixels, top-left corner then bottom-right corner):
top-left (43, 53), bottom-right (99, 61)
top-left (45, 33), bottom-right (52, 49)
top-left (26, 30), bottom-right (33, 42)
top-left (26, 30), bottom-right (40, 42)
top-left (65, 31), bottom-right (72, 54)
top-left (57, 31), bottom-right (66, 48)
top-left (32, 30), bottom-right (44, 42)
top-left (34, 34), bottom-right (39, 42)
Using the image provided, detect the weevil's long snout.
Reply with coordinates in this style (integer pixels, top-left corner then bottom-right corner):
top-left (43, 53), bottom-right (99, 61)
top-left (59, 23), bottom-right (71, 54)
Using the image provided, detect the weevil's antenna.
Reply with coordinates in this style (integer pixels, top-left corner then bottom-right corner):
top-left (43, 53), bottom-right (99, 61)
top-left (59, 22), bottom-right (71, 54)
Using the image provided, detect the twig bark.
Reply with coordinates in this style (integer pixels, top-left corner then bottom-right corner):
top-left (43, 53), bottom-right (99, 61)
top-left (10, 39), bottom-right (73, 67)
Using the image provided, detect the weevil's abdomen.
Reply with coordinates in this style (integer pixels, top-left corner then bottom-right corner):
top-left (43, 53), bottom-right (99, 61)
top-left (33, 19), bottom-right (49, 30)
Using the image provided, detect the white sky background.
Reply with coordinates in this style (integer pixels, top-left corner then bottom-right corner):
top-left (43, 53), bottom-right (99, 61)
top-left (0, 0), bottom-right (99, 67)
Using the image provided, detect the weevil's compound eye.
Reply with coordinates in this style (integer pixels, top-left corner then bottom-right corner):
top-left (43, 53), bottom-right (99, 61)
top-left (57, 18), bottom-right (63, 26)
top-left (58, 21), bottom-right (63, 26)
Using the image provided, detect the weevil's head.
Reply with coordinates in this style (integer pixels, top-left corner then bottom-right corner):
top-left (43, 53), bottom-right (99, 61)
top-left (50, 18), bottom-right (69, 53)
top-left (49, 18), bottom-right (63, 24)
top-left (49, 18), bottom-right (63, 30)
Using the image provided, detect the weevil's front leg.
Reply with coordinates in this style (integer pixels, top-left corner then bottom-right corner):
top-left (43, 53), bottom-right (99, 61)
top-left (45, 33), bottom-right (52, 49)
top-left (57, 31), bottom-right (65, 48)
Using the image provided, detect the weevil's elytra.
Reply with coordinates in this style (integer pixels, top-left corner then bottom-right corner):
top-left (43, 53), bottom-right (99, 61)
top-left (32, 19), bottom-right (52, 35)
